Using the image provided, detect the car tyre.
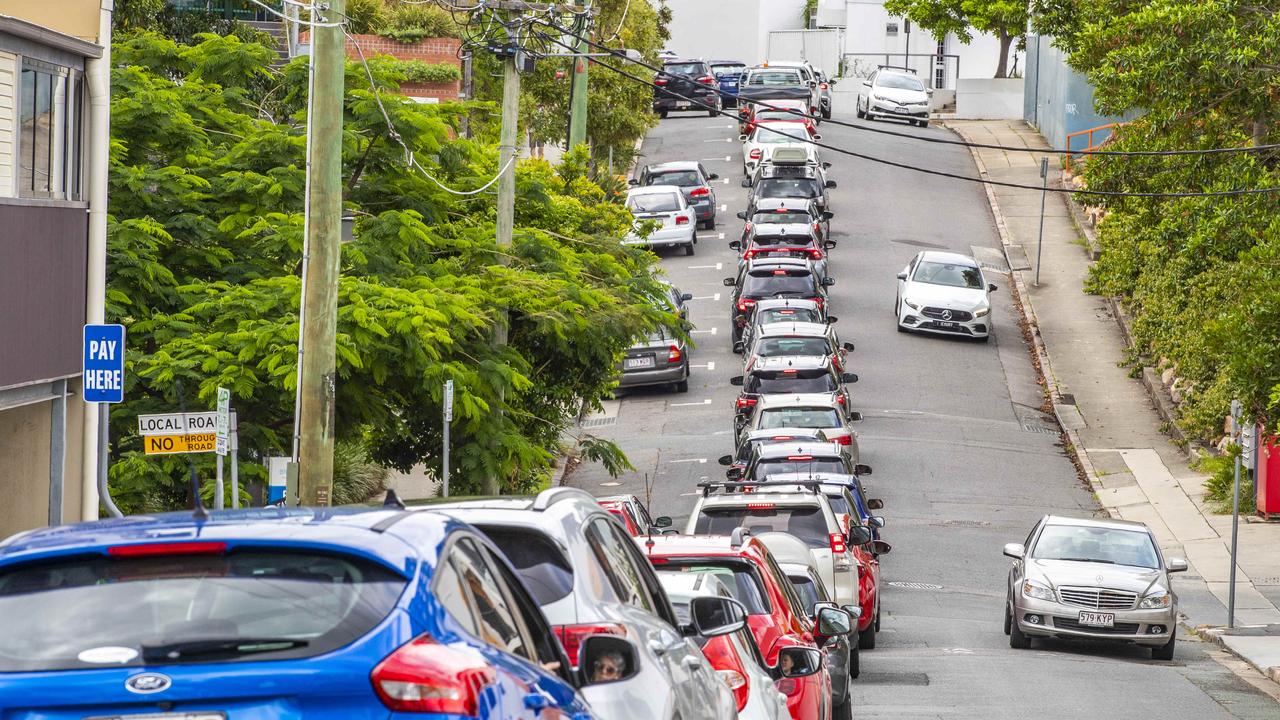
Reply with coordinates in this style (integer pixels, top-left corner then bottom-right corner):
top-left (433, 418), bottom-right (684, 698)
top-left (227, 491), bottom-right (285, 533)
top-left (858, 622), bottom-right (876, 650)
top-left (674, 377), bottom-right (689, 393)
top-left (1003, 604), bottom-right (1012, 635)
top-left (896, 322), bottom-right (908, 333)
top-left (875, 607), bottom-right (882, 632)
top-left (1151, 632), bottom-right (1176, 661)
top-left (849, 644), bottom-right (860, 679)
top-left (823, 106), bottom-right (833, 120)
top-left (1009, 609), bottom-right (1032, 649)
top-left (708, 109), bottom-right (718, 117)
top-left (833, 694), bottom-right (853, 720)
top-left (701, 217), bottom-right (714, 231)
top-left (684, 242), bottom-right (695, 256)
top-left (659, 110), bottom-right (668, 119)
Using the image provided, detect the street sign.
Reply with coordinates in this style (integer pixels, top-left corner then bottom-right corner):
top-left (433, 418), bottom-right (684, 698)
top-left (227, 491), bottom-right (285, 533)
top-left (83, 324), bottom-right (125, 403)
top-left (444, 379), bottom-right (455, 422)
top-left (137, 412), bottom-right (223, 436)
top-left (144, 433), bottom-right (218, 455)
top-left (215, 387), bottom-right (231, 456)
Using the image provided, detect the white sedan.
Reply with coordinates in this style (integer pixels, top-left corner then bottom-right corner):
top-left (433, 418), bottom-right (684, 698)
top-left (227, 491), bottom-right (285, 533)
top-left (895, 250), bottom-right (998, 341)
top-left (740, 120), bottom-right (819, 177)
top-left (624, 185), bottom-right (698, 255)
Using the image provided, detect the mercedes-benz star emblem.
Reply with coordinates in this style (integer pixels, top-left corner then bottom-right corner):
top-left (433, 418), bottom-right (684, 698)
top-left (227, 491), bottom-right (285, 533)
top-left (1095, 575), bottom-right (1105, 584)
top-left (125, 673), bottom-right (172, 694)
top-left (940, 309), bottom-right (953, 321)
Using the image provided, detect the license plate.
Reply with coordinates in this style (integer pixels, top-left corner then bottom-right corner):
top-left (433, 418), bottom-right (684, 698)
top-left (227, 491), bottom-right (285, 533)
top-left (1077, 611), bottom-right (1115, 628)
top-left (893, 107), bottom-right (907, 113)
top-left (934, 321), bottom-right (958, 329)
top-left (625, 356), bottom-right (655, 370)
top-left (677, 101), bottom-right (691, 109)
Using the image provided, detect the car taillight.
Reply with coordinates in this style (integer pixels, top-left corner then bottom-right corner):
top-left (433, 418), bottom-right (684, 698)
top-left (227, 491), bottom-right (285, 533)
top-left (749, 149), bottom-right (762, 160)
top-left (700, 637), bottom-right (750, 711)
top-left (676, 215), bottom-right (691, 225)
top-left (832, 434), bottom-right (852, 446)
top-left (371, 633), bottom-right (497, 714)
top-left (667, 344), bottom-right (682, 364)
top-left (736, 298), bottom-right (756, 312)
top-left (690, 187), bottom-right (711, 197)
top-left (747, 502), bottom-right (776, 509)
top-left (742, 249), bottom-right (757, 259)
top-left (736, 396), bottom-right (758, 409)
top-left (655, 77), bottom-right (669, 86)
top-left (809, 248), bottom-right (824, 260)
top-left (813, 221), bottom-right (822, 235)
top-left (787, 455), bottom-right (814, 461)
top-left (777, 677), bottom-right (799, 696)
top-left (814, 297), bottom-right (824, 309)
top-left (771, 435), bottom-right (794, 441)
top-left (108, 542), bottom-right (227, 557)
top-left (553, 623), bottom-right (627, 667)
top-left (744, 222), bottom-right (753, 232)
top-left (835, 392), bottom-right (846, 405)
top-left (717, 670), bottom-right (749, 710)
top-left (830, 532), bottom-right (847, 555)
top-left (697, 75), bottom-right (715, 85)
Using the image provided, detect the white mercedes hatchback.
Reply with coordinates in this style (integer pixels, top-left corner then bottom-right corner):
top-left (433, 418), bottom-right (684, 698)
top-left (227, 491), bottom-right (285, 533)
top-left (895, 250), bottom-right (998, 341)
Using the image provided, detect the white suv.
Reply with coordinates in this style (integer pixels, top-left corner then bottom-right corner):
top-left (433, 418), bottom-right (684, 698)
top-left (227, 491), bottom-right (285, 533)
top-left (427, 488), bottom-right (739, 720)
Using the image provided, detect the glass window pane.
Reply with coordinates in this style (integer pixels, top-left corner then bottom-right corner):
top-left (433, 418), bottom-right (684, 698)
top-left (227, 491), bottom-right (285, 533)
top-left (50, 71), bottom-right (67, 197)
top-left (19, 68), bottom-right (35, 194)
top-left (33, 70), bottom-right (52, 195)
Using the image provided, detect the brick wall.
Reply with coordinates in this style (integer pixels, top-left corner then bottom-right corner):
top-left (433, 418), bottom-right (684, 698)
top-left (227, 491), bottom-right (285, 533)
top-left (299, 34), bottom-right (463, 100)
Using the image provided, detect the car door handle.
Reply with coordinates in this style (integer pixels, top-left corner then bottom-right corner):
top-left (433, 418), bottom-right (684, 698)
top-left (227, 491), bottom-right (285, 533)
top-left (682, 655), bottom-right (703, 671)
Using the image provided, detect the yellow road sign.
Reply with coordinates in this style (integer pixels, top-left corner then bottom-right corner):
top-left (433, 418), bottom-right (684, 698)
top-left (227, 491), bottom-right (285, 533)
top-left (143, 433), bottom-right (217, 455)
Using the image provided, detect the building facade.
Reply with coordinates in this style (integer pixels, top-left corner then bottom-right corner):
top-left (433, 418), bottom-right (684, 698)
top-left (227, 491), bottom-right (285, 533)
top-left (0, 1), bottom-right (110, 538)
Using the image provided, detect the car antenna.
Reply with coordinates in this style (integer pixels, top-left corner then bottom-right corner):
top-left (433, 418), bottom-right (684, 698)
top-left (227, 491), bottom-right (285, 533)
top-left (383, 488), bottom-right (406, 510)
top-left (174, 379), bottom-right (208, 521)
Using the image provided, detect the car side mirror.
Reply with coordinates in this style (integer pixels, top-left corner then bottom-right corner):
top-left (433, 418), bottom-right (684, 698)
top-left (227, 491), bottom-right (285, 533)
top-left (926, 88), bottom-right (935, 96)
top-left (718, 454), bottom-right (734, 466)
top-left (869, 540), bottom-right (892, 556)
top-left (729, 375), bottom-right (744, 386)
top-left (1003, 543), bottom-right (1025, 560)
top-left (654, 516), bottom-right (673, 528)
top-left (680, 293), bottom-right (693, 302)
top-left (824, 180), bottom-right (838, 189)
top-left (822, 211), bottom-right (834, 220)
top-left (824, 240), bottom-right (837, 249)
top-left (628, 178), bottom-right (639, 186)
top-left (855, 463), bottom-right (872, 476)
top-left (723, 277), bottom-right (737, 287)
top-left (841, 373), bottom-right (858, 384)
top-left (689, 595), bottom-right (747, 637)
top-left (708, 173), bottom-right (720, 180)
top-left (988, 283), bottom-right (999, 292)
top-left (822, 162), bottom-right (832, 170)
top-left (736, 211), bottom-right (748, 220)
top-left (848, 525), bottom-right (873, 546)
top-left (813, 134), bottom-right (823, 141)
top-left (861, 80), bottom-right (871, 87)
top-left (726, 467), bottom-right (745, 480)
top-left (822, 277), bottom-right (835, 287)
top-left (775, 647), bottom-right (822, 678)
top-left (738, 134), bottom-right (748, 141)
top-left (579, 635), bottom-right (640, 686)
top-left (867, 498), bottom-right (884, 510)
top-left (841, 604), bottom-right (861, 622)
top-left (1167, 557), bottom-right (1188, 573)
top-left (869, 516), bottom-right (886, 529)
top-left (847, 411), bottom-right (863, 422)
top-left (741, 178), bottom-right (752, 188)
top-left (816, 606), bottom-right (853, 636)
top-left (896, 271), bottom-right (908, 281)
top-left (826, 316), bottom-right (838, 324)
top-left (728, 240), bottom-right (742, 250)
top-left (842, 342), bottom-right (855, 353)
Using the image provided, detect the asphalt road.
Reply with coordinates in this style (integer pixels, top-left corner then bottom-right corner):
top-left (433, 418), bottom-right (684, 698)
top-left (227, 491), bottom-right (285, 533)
top-left (567, 107), bottom-right (1280, 718)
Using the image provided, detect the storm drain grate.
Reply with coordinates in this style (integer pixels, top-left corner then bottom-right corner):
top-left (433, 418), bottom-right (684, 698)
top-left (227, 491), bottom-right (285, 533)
top-left (857, 672), bottom-right (930, 686)
top-left (1253, 577), bottom-right (1280, 585)
top-left (1022, 423), bottom-right (1060, 435)
top-left (970, 245), bottom-right (1012, 274)
top-left (580, 417), bottom-right (617, 428)
top-left (887, 581), bottom-right (944, 591)
top-left (932, 519), bottom-right (991, 528)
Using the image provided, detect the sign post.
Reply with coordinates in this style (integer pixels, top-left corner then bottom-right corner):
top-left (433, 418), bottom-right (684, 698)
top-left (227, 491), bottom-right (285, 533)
top-left (83, 324), bottom-right (126, 518)
top-left (214, 388), bottom-right (230, 509)
top-left (1229, 399), bottom-right (1243, 628)
top-left (1035, 157), bottom-right (1049, 287)
top-left (443, 379), bottom-right (454, 497)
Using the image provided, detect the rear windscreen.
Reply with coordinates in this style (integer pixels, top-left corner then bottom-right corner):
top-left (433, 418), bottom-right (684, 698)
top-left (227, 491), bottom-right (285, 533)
top-left (656, 565), bottom-right (768, 615)
top-left (647, 171), bottom-right (701, 187)
top-left (746, 371), bottom-right (836, 394)
top-left (754, 459), bottom-right (846, 479)
top-left (0, 551), bottom-right (405, 672)
top-left (758, 407), bottom-right (842, 429)
top-left (664, 63), bottom-right (706, 77)
top-left (753, 337), bottom-right (829, 358)
top-left (479, 526), bottom-right (575, 605)
top-left (753, 212), bottom-right (813, 225)
top-left (695, 506), bottom-right (830, 548)
top-left (755, 308), bottom-right (822, 324)
top-left (757, 178), bottom-right (822, 199)
top-left (743, 274), bottom-right (817, 298)
top-left (629, 193), bottom-right (681, 213)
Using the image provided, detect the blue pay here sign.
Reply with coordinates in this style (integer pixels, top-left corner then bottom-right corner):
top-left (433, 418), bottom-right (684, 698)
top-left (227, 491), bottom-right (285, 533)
top-left (83, 324), bottom-right (125, 403)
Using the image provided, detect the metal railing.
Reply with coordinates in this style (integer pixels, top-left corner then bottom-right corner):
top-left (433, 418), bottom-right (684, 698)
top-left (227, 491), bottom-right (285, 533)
top-left (841, 53), bottom-right (960, 90)
top-left (170, 0), bottom-right (282, 22)
top-left (1064, 122), bottom-right (1123, 172)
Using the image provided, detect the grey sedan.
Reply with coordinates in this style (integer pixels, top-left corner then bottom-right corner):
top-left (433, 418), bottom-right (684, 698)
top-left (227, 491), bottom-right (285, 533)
top-left (617, 326), bottom-right (690, 394)
top-left (1003, 515), bottom-right (1186, 660)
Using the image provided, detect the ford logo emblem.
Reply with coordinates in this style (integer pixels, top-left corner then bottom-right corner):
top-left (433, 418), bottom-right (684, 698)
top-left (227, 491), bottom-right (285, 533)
top-left (125, 673), bottom-right (172, 694)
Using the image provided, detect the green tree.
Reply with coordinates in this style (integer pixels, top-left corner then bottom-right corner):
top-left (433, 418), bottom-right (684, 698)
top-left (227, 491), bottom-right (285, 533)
top-left (884, 0), bottom-right (1029, 78)
top-left (105, 32), bottom-right (671, 511)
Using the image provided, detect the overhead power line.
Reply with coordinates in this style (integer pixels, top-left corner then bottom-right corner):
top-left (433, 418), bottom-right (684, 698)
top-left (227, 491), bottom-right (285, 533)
top-left (529, 22), bottom-right (1280, 199)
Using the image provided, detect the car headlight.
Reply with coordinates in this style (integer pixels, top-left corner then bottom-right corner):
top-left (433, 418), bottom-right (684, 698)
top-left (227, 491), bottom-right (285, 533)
top-left (903, 298), bottom-right (921, 311)
top-left (1139, 591), bottom-right (1171, 609)
top-left (974, 307), bottom-right (990, 318)
top-left (1022, 579), bottom-right (1055, 602)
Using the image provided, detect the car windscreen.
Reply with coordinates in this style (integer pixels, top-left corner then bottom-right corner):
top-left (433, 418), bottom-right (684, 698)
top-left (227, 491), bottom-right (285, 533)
top-left (878, 73), bottom-right (925, 91)
top-left (755, 459), bottom-right (846, 478)
top-left (758, 407), bottom-right (842, 429)
top-left (912, 260), bottom-right (984, 289)
top-left (742, 273), bottom-right (817, 298)
top-left (664, 63), bottom-right (705, 76)
top-left (747, 370), bottom-right (836, 394)
top-left (755, 307), bottom-right (823, 324)
top-left (746, 71), bottom-right (803, 86)
top-left (0, 550), bottom-right (405, 672)
top-left (695, 506), bottom-right (830, 548)
top-left (753, 211), bottom-right (813, 225)
top-left (1030, 525), bottom-right (1160, 569)
top-left (628, 193), bottom-right (681, 213)
top-left (757, 178), bottom-right (822, 199)
top-left (655, 565), bottom-right (769, 614)
top-left (753, 337), bottom-right (830, 358)
top-left (755, 128), bottom-right (804, 144)
top-left (478, 526), bottom-right (576, 604)
top-left (711, 63), bottom-right (745, 76)
top-left (647, 170), bottom-right (701, 187)
top-left (789, 574), bottom-right (821, 613)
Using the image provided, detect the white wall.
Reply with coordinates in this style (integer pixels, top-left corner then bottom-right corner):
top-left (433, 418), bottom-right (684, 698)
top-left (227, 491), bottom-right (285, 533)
top-left (665, 0), bottom-right (807, 66)
top-left (0, 51), bottom-right (15, 198)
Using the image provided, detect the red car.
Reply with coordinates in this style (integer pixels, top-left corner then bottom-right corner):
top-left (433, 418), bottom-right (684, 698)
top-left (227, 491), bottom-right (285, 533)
top-left (597, 494), bottom-right (656, 536)
top-left (639, 532), bottom-right (853, 720)
top-left (741, 99), bottom-right (812, 135)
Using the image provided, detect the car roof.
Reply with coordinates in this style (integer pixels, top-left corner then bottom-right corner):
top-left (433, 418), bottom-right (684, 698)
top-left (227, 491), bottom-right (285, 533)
top-left (700, 488), bottom-right (826, 506)
top-left (756, 321), bottom-right (830, 337)
top-left (750, 355), bottom-right (831, 372)
top-left (752, 198), bottom-right (817, 211)
top-left (759, 165), bottom-right (819, 179)
top-left (750, 224), bottom-right (817, 238)
top-left (665, 58), bottom-right (706, 64)
top-left (709, 59), bottom-right (745, 65)
top-left (752, 297), bottom-right (822, 312)
top-left (918, 250), bottom-right (979, 266)
top-left (595, 494), bottom-right (640, 505)
top-left (0, 507), bottom-right (457, 575)
top-left (744, 427), bottom-right (826, 441)
top-left (756, 442), bottom-right (843, 459)
top-left (753, 531), bottom-right (820, 570)
top-left (646, 161), bottom-right (701, 173)
top-left (1041, 514), bottom-right (1153, 532)
top-left (628, 184), bottom-right (685, 197)
top-left (757, 393), bottom-right (840, 408)
top-left (656, 570), bottom-right (735, 600)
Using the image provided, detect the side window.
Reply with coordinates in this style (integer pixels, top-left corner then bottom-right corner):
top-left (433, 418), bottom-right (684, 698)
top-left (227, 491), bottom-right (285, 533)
top-left (867, 70), bottom-right (877, 86)
top-left (452, 537), bottom-right (536, 662)
top-left (635, 501), bottom-right (655, 531)
top-left (584, 517), bottom-right (656, 613)
top-left (432, 555), bottom-right (479, 637)
top-left (480, 544), bottom-right (574, 682)
top-left (762, 550), bottom-right (809, 621)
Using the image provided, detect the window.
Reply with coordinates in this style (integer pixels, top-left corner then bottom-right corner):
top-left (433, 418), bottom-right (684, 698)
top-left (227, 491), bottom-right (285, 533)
top-left (754, 459), bottom-right (846, 479)
top-left (656, 564), bottom-right (770, 615)
top-left (646, 170), bottom-right (702, 187)
top-left (789, 573), bottom-right (823, 614)
top-left (753, 337), bottom-right (831, 358)
top-left (628, 192), bottom-right (682, 213)
top-left (664, 62), bottom-right (707, 77)
top-left (886, 23), bottom-right (899, 36)
top-left (878, 73), bottom-right (926, 92)
top-left (476, 525), bottom-right (575, 605)
top-left (17, 59), bottom-right (82, 200)
top-left (1029, 524), bottom-right (1160, 569)
top-left (912, 260), bottom-right (984, 289)
top-left (747, 369), bottom-right (837, 395)
top-left (757, 407), bottom-right (842, 430)
top-left (451, 538), bottom-right (534, 660)
top-left (584, 517), bottom-right (656, 612)
top-left (695, 505), bottom-right (831, 548)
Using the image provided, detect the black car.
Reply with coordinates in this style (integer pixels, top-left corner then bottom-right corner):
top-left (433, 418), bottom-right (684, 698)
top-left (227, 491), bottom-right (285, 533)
top-left (724, 258), bottom-right (833, 345)
top-left (729, 355), bottom-right (857, 428)
top-left (731, 225), bottom-right (834, 280)
top-left (653, 59), bottom-right (722, 117)
top-left (737, 198), bottom-right (833, 243)
top-left (746, 163), bottom-right (837, 215)
top-left (636, 161), bottom-right (720, 230)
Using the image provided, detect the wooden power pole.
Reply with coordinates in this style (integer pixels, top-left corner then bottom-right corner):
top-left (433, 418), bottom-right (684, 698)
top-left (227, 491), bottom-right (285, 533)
top-left (298, 0), bottom-right (346, 506)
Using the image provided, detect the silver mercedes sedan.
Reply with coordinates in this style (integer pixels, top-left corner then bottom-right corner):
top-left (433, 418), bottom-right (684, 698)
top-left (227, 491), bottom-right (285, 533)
top-left (1002, 515), bottom-right (1186, 660)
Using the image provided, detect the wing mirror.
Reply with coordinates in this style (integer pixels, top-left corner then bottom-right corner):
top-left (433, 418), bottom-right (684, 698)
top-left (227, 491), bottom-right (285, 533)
top-left (988, 283), bottom-right (999, 292)
top-left (841, 604), bottom-right (861, 622)
top-left (896, 271), bottom-right (908, 280)
top-left (813, 134), bottom-right (823, 141)
top-left (708, 173), bottom-right (720, 180)
top-left (847, 411), bottom-right (863, 422)
top-left (736, 210), bottom-right (748, 220)
top-left (854, 463), bottom-right (872, 476)
top-left (824, 240), bottom-right (837, 249)
top-left (723, 277), bottom-right (737, 286)
top-left (729, 375), bottom-right (744, 386)
top-left (866, 498), bottom-right (884, 510)
top-left (861, 80), bottom-right (871, 87)
top-left (741, 178), bottom-right (752, 188)
top-left (822, 211), bottom-right (834, 220)
top-left (579, 635), bottom-right (640, 686)
top-left (628, 178), bottom-right (639, 186)
top-left (826, 316), bottom-right (839, 324)
top-left (654, 516), bottom-right (673, 528)
top-left (1167, 557), bottom-right (1188, 573)
top-left (841, 373), bottom-right (858, 384)
top-left (869, 540), bottom-right (892, 556)
top-left (726, 467), bottom-right (745, 480)
top-left (688, 595), bottom-right (747, 637)
top-left (822, 277), bottom-right (836, 287)
top-left (842, 342), bottom-right (855, 353)
top-left (824, 180), bottom-right (838, 189)
top-left (815, 606), bottom-right (853, 637)
top-left (822, 162), bottom-right (832, 170)
top-left (728, 240), bottom-right (742, 250)
top-left (680, 292), bottom-right (693, 302)
top-left (738, 134), bottom-right (748, 142)
top-left (1003, 543), bottom-right (1025, 560)
top-left (718, 454), bottom-right (734, 466)
top-left (808, 80), bottom-right (818, 88)
top-left (848, 525), bottom-right (873, 546)
top-left (775, 647), bottom-right (822, 678)
top-left (869, 516), bottom-right (886, 529)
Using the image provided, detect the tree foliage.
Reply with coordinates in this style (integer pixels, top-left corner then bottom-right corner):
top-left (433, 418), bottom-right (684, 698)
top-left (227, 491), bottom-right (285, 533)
top-left (1037, 0), bottom-right (1280, 437)
top-left (884, 0), bottom-right (1028, 77)
top-left (106, 32), bottom-right (672, 512)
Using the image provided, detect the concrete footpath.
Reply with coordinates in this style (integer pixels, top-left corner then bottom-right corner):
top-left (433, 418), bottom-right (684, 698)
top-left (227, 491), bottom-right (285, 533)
top-left (947, 119), bottom-right (1280, 684)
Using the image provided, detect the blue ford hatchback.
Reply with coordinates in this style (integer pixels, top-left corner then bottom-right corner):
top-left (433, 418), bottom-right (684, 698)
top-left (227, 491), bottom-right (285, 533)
top-left (0, 508), bottom-right (599, 719)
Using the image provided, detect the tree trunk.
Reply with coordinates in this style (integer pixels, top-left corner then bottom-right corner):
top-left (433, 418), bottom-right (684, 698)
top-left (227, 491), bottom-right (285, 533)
top-left (995, 31), bottom-right (1013, 79)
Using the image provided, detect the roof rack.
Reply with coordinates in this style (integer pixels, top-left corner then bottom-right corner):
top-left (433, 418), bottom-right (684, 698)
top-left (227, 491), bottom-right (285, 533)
top-left (697, 480), bottom-right (825, 497)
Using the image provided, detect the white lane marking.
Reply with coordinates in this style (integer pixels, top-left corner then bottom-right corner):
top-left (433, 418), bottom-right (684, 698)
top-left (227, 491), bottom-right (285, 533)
top-left (669, 458), bottom-right (708, 464)
top-left (724, 155), bottom-right (732, 162)
top-left (691, 327), bottom-right (718, 336)
top-left (690, 361), bottom-right (716, 370)
top-left (599, 481), bottom-right (622, 487)
top-left (670, 399), bottom-right (713, 407)
top-left (697, 233), bottom-right (719, 239)
top-left (688, 262), bottom-right (723, 270)
top-left (718, 232), bottom-right (726, 240)
top-left (719, 204), bottom-right (728, 212)
top-left (706, 124), bottom-right (734, 129)
top-left (713, 430), bottom-right (733, 435)
top-left (689, 293), bottom-right (720, 301)
top-left (703, 138), bottom-right (734, 143)
top-left (722, 178), bottom-right (731, 185)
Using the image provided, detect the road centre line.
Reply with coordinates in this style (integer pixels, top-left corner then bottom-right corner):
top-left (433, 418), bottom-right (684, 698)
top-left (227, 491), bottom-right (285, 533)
top-left (691, 361), bottom-right (716, 370)
top-left (703, 138), bottom-right (733, 143)
top-left (688, 262), bottom-right (723, 270)
top-left (691, 327), bottom-right (718, 335)
top-left (669, 458), bottom-right (708, 464)
top-left (670, 399), bottom-right (713, 407)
